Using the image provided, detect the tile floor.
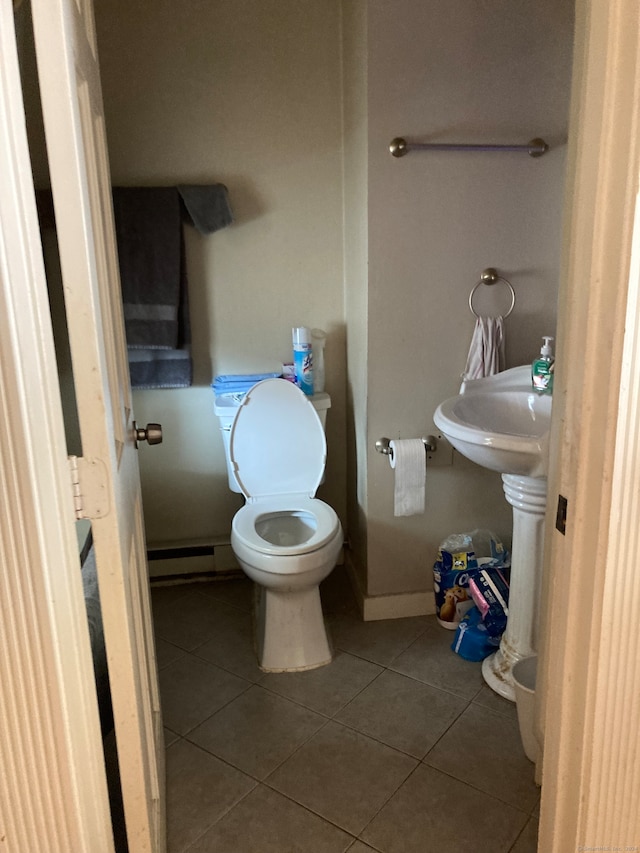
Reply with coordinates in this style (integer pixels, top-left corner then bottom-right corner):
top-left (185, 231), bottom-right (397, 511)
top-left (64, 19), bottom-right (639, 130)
top-left (151, 568), bottom-right (540, 853)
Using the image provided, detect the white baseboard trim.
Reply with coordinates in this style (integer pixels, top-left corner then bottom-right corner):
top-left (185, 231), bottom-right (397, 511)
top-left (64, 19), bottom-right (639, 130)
top-left (363, 590), bottom-right (436, 621)
top-left (344, 552), bottom-right (435, 621)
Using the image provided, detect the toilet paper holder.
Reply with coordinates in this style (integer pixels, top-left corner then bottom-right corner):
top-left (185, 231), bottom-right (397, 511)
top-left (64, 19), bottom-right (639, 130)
top-left (375, 435), bottom-right (437, 460)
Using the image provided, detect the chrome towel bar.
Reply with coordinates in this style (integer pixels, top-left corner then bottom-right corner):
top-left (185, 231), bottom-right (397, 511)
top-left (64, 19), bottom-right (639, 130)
top-left (389, 137), bottom-right (549, 158)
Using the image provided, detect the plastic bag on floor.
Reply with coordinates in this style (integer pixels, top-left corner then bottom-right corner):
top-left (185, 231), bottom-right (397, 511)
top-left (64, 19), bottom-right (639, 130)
top-left (451, 605), bottom-right (501, 661)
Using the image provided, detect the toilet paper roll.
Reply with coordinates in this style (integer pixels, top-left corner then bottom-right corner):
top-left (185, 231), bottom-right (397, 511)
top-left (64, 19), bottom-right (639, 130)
top-left (389, 439), bottom-right (426, 517)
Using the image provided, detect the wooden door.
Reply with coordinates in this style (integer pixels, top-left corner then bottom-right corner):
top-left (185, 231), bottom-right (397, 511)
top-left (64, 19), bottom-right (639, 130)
top-left (30, 0), bottom-right (165, 850)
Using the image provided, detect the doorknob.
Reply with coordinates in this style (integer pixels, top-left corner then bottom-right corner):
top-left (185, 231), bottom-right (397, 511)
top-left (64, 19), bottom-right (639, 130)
top-left (133, 422), bottom-right (163, 447)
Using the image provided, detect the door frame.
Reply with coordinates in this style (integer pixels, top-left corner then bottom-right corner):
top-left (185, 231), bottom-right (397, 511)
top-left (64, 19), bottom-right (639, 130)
top-left (0, 1), bottom-right (114, 849)
top-left (537, 0), bottom-right (640, 848)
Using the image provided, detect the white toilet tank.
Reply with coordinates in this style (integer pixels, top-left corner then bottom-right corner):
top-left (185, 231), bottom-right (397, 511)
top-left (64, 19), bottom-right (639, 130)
top-left (214, 385), bottom-right (331, 493)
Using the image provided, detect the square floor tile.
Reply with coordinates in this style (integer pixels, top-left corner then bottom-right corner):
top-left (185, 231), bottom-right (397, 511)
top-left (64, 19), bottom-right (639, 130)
top-left (267, 720), bottom-right (417, 835)
top-left (510, 816), bottom-right (539, 853)
top-left (166, 739), bottom-right (255, 853)
top-left (155, 638), bottom-right (187, 671)
top-left (361, 764), bottom-right (527, 853)
top-left (389, 620), bottom-right (484, 699)
top-left (150, 582), bottom-right (192, 610)
top-left (194, 609), bottom-right (264, 682)
top-left (330, 612), bottom-right (430, 667)
top-left (187, 784), bottom-right (352, 853)
top-left (531, 793), bottom-right (541, 817)
top-left (336, 670), bottom-right (466, 758)
top-left (472, 683), bottom-right (518, 721)
top-left (153, 589), bottom-right (245, 651)
top-left (424, 703), bottom-right (539, 812)
top-left (197, 578), bottom-right (254, 613)
top-left (188, 685), bottom-right (326, 779)
top-left (260, 651), bottom-right (382, 716)
top-left (159, 653), bottom-right (249, 735)
top-left (347, 844), bottom-right (379, 853)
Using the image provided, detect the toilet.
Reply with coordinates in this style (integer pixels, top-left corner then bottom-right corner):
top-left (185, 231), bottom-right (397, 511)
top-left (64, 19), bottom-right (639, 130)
top-left (221, 378), bottom-right (342, 672)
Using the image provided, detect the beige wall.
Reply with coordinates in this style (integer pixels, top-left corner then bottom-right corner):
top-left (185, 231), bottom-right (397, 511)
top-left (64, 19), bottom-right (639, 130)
top-left (92, 0), bottom-right (573, 605)
top-left (95, 0), bottom-right (347, 545)
top-left (357, 0), bottom-right (574, 597)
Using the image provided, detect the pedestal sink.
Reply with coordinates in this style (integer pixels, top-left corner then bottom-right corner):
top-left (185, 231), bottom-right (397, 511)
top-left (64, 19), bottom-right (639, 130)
top-left (433, 366), bottom-right (551, 701)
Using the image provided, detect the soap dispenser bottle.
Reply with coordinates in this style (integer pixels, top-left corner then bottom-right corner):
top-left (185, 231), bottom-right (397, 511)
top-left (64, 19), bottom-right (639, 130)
top-left (532, 336), bottom-right (554, 394)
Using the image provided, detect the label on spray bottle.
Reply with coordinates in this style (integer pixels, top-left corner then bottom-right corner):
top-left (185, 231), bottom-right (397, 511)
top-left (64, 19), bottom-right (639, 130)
top-left (292, 326), bottom-right (314, 396)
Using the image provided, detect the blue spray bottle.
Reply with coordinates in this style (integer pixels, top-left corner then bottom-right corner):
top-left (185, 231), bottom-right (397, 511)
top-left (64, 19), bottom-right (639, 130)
top-left (292, 327), bottom-right (314, 396)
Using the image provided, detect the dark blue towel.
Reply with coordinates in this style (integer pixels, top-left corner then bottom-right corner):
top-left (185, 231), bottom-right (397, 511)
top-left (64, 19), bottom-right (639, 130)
top-left (178, 184), bottom-right (233, 235)
top-left (112, 187), bottom-right (182, 350)
top-left (113, 185), bottom-right (233, 390)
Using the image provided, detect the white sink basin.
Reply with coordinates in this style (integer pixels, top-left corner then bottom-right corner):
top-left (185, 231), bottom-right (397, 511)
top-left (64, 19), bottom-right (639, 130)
top-left (433, 366), bottom-right (552, 477)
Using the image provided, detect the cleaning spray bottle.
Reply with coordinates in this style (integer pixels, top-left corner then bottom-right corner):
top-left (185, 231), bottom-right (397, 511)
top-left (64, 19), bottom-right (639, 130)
top-left (292, 326), bottom-right (314, 396)
top-left (532, 336), bottom-right (554, 394)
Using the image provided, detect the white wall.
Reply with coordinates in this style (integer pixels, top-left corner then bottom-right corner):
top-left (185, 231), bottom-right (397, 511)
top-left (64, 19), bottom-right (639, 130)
top-left (92, 0), bottom-right (573, 607)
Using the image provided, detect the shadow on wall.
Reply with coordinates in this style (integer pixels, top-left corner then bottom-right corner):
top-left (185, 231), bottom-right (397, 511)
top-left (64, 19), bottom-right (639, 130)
top-left (184, 175), bottom-right (274, 387)
top-left (139, 469), bottom-right (243, 545)
top-left (211, 174), bottom-right (267, 228)
top-left (363, 518), bottom-right (440, 597)
top-left (361, 464), bottom-right (514, 599)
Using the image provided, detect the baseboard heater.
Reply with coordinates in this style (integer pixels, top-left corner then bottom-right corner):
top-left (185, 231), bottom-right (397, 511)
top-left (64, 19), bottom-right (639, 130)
top-left (147, 540), bottom-right (346, 583)
top-left (147, 544), bottom-right (214, 561)
top-left (146, 540), bottom-right (241, 581)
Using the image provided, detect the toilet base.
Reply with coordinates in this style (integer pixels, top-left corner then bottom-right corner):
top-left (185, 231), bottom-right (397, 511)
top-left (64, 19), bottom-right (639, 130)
top-left (255, 584), bottom-right (333, 672)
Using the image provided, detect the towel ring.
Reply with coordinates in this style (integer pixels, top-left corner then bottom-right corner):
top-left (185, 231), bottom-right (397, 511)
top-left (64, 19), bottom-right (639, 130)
top-left (468, 268), bottom-right (515, 318)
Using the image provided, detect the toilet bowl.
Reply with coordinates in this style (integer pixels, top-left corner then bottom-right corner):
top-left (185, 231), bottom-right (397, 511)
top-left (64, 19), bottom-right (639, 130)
top-left (227, 378), bottom-right (342, 672)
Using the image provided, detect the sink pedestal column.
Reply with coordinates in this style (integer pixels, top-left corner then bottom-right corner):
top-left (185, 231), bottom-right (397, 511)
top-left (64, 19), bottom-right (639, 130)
top-left (482, 473), bottom-right (548, 701)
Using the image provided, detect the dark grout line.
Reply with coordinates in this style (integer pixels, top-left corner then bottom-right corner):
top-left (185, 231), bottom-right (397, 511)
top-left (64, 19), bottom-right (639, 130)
top-left (355, 759), bottom-right (423, 841)
top-left (256, 780), bottom-right (360, 847)
top-left (179, 769), bottom-right (259, 853)
top-left (506, 813), bottom-right (538, 853)
top-left (419, 758), bottom-right (538, 818)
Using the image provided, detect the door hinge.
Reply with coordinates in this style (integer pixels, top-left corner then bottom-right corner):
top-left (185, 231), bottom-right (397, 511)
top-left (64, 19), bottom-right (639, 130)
top-left (68, 455), bottom-right (110, 520)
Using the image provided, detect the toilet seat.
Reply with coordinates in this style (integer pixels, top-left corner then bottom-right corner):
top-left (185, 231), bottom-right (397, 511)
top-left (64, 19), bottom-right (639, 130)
top-left (229, 378), bottom-right (326, 500)
top-left (232, 495), bottom-right (339, 558)
top-left (230, 379), bottom-right (339, 563)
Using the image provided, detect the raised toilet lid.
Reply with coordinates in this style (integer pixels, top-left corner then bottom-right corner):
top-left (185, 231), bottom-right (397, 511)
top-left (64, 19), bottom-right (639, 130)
top-left (229, 378), bottom-right (326, 500)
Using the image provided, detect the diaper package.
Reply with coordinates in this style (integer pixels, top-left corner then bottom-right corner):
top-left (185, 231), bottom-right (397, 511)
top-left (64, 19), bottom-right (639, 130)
top-left (468, 565), bottom-right (510, 638)
top-left (433, 529), bottom-right (508, 630)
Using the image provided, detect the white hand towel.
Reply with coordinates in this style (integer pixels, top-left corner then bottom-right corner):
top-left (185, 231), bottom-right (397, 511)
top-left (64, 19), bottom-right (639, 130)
top-left (462, 315), bottom-right (505, 382)
top-left (389, 439), bottom-right (426, 516)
